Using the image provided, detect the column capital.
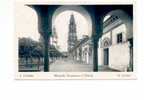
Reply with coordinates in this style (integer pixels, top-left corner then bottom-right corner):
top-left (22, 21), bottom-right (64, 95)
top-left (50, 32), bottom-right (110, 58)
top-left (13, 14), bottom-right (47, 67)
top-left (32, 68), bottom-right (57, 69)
top-left (28, 5), bottom-right (52, 38)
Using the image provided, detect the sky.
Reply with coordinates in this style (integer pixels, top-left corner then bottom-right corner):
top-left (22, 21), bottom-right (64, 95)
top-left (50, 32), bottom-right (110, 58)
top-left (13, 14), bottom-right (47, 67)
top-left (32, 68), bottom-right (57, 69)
top-left (15, 4), bottom-right (40, 41)
top-left (54, 11), bottom-right (88, 52)
top-left (16, 4), bottom-right (89, 52)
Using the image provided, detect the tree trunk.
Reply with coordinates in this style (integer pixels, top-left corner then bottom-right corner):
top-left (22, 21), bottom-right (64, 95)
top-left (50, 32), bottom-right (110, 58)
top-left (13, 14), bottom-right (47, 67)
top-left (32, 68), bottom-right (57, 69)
top-left (37, 57), bottom-right (40, 70)
top-left (25, 57), bottom-right (28, 67)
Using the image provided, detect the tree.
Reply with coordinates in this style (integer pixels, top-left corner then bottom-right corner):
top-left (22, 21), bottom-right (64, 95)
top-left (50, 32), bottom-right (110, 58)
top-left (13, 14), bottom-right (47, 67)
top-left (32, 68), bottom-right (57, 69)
top-left (19, 37), bottom-right (42, 67)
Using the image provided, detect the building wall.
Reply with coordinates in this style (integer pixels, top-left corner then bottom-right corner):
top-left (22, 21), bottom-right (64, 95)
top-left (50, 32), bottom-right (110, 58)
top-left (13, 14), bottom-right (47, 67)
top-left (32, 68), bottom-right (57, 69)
top-left (81, 42), bottom-right (89, 64)
top-left (88, 43), bottom-right (93, 65)
top-left (98, 23), bottom-right (131, 71)
top-left (69, 15), bottom-right (132, 71)
top-left (112, 24), bottom-right (127, 45)
top-left (102, 32), bottom-right (111, 40)
top-left (98, 48), bottom-right (103, 65)
top-left (70, 38), bottom-right (93, 65)
top-left (109, 42), bottom-right (130, 71)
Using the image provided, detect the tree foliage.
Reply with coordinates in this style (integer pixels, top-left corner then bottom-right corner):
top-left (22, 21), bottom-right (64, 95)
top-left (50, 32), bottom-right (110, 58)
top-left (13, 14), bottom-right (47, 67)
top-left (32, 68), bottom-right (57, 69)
top-left (19, 37), bottom-right (63, 59)
top-left (19, 37), bottom-right (44, 58)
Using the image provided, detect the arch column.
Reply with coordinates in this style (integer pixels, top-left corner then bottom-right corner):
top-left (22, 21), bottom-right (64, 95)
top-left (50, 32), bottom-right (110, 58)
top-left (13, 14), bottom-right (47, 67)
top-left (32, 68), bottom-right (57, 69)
top-left (29, 5), bottom-right (52, 72)
top-left (43, 35), bottom-right (50, 72)
top-left (92, 13), bottom-right (103, 72)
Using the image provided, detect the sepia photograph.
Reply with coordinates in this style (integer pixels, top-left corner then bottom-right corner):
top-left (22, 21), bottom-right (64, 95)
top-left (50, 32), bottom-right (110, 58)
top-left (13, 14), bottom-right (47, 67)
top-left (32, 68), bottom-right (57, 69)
top-left (3, 0), bottom-right (144, 100)
top-left (15, 1), bottom-right (136, 79)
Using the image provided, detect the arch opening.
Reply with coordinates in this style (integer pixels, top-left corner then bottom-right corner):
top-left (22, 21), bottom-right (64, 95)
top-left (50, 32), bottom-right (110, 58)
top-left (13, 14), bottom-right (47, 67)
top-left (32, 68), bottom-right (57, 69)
top-left (98, 9), bottom-right (133, 71)
top-left (103, 9), bottom-right (133, 39)
top-left (51, 5), bottom-right (93, 52)
top-left (16, 4), bottom-right (40, 41)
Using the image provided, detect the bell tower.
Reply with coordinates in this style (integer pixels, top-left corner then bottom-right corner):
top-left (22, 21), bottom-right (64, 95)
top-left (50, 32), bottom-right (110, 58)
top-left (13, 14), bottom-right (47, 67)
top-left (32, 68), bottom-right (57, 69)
top-left (68, 14), bottom-right (77, 51)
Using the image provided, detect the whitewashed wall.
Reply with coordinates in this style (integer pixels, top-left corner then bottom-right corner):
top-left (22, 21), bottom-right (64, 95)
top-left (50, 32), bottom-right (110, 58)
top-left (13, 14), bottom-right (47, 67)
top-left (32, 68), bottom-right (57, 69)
top-left (98, 48), bottom-right (103, 65)
top-left (112, 24), bottom-right (127, 44)
top-left (98, 23), bottom-right (131, 71)
top-left (109, 42), bottom-right (130, 71)
top-left (102, 31), bottom-right (111, 40)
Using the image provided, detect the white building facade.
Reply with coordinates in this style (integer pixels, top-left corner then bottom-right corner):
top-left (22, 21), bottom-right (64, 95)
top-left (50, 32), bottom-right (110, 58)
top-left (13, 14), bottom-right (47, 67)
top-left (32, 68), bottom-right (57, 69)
top-left (68, 14), bottom-right (133, 72)
top-left (98, 15), bottom-right (133, 71)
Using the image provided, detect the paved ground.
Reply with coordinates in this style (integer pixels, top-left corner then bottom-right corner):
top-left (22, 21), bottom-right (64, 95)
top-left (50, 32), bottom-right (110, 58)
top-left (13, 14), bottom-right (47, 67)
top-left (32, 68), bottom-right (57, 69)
top-left (19, 59), bottom-right (119, 72)
top-left (98, 66), bottom-right (120, 72)
top-left (49, 59), bottom-right (119, 72)
top-left (50, 59), bottom-right (93, 72)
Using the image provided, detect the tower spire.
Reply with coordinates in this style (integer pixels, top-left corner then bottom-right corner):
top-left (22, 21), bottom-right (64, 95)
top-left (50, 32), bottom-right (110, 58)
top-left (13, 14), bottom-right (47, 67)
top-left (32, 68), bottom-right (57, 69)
top-left (68, 13), bottom-right (77, 51)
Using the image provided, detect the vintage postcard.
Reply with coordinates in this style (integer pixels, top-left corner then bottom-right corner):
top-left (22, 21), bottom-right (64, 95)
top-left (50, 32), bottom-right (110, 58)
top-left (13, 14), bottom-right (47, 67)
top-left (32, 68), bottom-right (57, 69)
top-left (14, 0), bottom-right (136, 79)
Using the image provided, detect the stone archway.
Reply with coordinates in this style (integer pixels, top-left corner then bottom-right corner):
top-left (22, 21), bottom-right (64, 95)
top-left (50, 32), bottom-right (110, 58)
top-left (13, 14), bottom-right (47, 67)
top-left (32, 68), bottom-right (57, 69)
top-left (99, 9), bottom-right (133, 71)
top-left (28, 5), bottom-right (94, 72)
top-left (27, 4), bottom-right (133, 72)
top-left (103, 9), bottom-right (133, 40)
top-left (52, 5), bottom-right (93, 37)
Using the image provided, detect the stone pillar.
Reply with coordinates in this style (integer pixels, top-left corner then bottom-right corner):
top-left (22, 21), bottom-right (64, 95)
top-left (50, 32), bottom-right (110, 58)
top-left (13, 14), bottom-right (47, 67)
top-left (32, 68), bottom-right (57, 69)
top-left (43, 36), bottom-right (50, 72)
top-left (29, 5), bottom-right (52, 72)
top-left (93, 14), bottom-right (103, 72)
top-left (128, 38), bottom-right (133, 72)
top-left (93, 37), bottom-right (99, 71)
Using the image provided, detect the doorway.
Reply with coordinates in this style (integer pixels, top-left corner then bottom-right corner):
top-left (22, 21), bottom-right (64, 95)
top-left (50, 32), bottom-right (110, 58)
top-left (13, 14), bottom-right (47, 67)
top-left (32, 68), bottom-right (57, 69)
top-left (104, 48), bottom-right (109, 65)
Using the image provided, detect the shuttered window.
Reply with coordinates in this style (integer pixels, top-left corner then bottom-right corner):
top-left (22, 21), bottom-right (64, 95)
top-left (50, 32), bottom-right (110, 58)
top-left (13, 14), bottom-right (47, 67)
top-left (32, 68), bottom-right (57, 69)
top-left (117, 33), bottom-right (122, 43)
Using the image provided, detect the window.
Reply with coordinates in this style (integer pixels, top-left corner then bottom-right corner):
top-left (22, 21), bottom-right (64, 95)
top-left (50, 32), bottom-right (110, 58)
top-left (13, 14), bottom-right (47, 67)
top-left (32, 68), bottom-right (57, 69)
top-left (117, 33), bottom-right (122, 43)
